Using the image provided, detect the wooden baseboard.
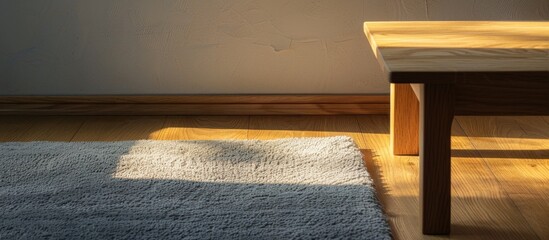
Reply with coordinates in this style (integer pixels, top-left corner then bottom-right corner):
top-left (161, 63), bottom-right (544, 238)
top-left (0, 95), bottom-right (389, 115)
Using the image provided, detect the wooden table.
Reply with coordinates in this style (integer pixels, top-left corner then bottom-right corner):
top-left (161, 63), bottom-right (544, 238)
top-left (363, 21), bottom-right (549, 235)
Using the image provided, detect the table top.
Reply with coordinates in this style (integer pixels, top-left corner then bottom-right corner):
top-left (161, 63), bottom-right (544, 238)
top-left (363, 21), bottom-right (549, 83)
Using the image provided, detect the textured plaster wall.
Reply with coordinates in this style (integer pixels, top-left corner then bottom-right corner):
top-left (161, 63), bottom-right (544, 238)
top-left (1, 0), bottom-right (548, 95)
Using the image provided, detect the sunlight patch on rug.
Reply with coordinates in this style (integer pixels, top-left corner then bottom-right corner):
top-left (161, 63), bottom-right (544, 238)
top-left (112, 137), bottom-right (370, 185)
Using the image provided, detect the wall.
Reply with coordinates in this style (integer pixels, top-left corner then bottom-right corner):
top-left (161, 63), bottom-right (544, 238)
top-left (1, 0), bottom-right (548, 95)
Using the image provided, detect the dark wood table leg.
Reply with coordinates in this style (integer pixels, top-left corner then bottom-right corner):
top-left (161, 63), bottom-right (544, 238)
top-left (391, 84), bottom-right (420, 155)
top-left (419, 83), bottom-right (455, 235)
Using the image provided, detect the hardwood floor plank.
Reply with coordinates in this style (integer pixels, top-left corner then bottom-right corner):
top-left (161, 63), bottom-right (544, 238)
top-left (355, 115), bottom-right (425, 239)
top-left (0, 116), bottom-right (37, 142)
top-left (0, 116), bottom-right (84, 142)
top-left (356, 115), bottom-right (539, 239)
top-left (247, 115), bottom-right (364, 142)
top-left (153, 116), bottom-right (249, 140)
top-left (321, 116), bottom-right (364, 140)
top-left (71, 116), bottom-right (166, 141)
top-left (248, 116), bottom-right (328, 140)
top-left (1, 115), bottom-right (547, 239)
top-left (457, 116), bottom-right (549, 239)
top-left (449, 123), bottom-right (539, 240)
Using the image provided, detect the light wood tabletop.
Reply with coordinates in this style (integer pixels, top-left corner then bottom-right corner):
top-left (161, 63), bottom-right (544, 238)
top-left (364, 21), bottom-right (549, 83)
top-left (363, 21), bottom-right (549, 236)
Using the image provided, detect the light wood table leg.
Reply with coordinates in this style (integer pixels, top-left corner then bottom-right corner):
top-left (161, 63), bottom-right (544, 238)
top-left (418, 84), bottom-right (455, 235)
top-left (390, 84), bottom-right (420, 155)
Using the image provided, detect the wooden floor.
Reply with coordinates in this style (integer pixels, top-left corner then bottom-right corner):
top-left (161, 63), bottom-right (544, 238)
top-left (1, 115), bottom-right (547, 239)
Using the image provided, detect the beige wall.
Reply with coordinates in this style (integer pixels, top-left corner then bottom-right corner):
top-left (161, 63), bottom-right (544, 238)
top-left (1, 0), bottom-right (548, 95)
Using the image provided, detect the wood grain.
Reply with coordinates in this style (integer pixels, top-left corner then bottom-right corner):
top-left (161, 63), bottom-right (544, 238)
top-left (418, 84), bottom-right (455, 234)
top-left (71, 116), bottom-right (166, 141)
top-left (0, 116), bottom-right (84, 142)
top-left (0, 116), bottom-right (38, 142)
top-left (0, 95), bottom-right (389, 115)
top-left (365, 22), bottom-right (549, 236)
top-left (457, 116), bottom-right (549, 239)
top-left (152, 116), bottom-right (249, 140)
top-left (0, 115), bottom-right (546, 239)
top-left (448, 123), bottom-right (540, 240)
top-left (356, 116), bottom-right (541, 239)
top-left (391, 84), bottom-right (420, 155)
top-left (0, 103), bottom-right (389, 115)
top-left (363, 21), bottom-right (549, 83)
top-left (248, 115), bottom-right (364, 145)
top-left (0, 95), bottom-right (389, 104)
top-left (455, 75), bottom-right (549, 115)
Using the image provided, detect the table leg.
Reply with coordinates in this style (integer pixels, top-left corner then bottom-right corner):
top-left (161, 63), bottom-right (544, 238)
top-left (390, 84), bottom-right (420, 155)
top-left (419, 83), bottom-right (455, 235)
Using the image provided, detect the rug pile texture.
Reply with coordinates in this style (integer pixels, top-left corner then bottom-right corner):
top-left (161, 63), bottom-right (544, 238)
top-left (0, 137), bottom-right (391, 239)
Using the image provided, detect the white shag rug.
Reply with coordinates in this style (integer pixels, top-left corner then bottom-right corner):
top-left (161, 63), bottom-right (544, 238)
top-left (0, 136), bottom-right (391, 240)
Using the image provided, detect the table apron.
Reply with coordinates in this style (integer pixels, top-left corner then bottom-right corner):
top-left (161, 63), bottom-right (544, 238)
top-left (454, 78), bottom-right (549, 115)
